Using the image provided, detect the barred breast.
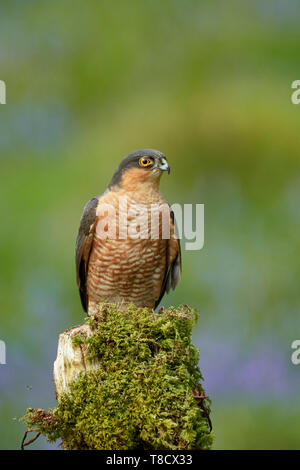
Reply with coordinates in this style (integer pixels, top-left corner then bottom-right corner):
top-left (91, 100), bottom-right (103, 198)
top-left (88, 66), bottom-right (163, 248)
top-left (86, 189), bottom-right (169, 313)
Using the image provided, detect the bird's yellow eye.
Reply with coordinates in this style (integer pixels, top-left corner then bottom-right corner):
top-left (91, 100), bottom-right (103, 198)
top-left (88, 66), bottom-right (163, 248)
top-left (139, 157), bottom-right (152, 167)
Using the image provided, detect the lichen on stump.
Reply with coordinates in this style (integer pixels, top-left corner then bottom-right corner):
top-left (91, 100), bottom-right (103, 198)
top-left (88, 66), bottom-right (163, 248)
top-left (23, 304), bottom-right (213, 450)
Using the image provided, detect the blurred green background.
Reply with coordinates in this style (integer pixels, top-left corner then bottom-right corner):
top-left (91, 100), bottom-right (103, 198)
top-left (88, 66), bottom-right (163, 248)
top-left (1, 0), bottom-right (300, 449)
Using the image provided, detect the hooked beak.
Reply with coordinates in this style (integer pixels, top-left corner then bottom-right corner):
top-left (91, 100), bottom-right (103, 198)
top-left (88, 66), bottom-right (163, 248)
top-left (158, 158), bottom-right (170, 174)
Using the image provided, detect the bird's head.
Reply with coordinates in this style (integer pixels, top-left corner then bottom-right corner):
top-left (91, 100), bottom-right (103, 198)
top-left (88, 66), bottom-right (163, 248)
top-left (109, 149), bottom-right (170, 191)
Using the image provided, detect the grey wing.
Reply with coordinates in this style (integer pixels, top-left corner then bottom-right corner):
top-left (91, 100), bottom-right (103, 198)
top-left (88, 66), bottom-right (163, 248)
top-left (75, 197), bottom-right (99, 312)
top-left (154, 209), bottom-right (182, 309)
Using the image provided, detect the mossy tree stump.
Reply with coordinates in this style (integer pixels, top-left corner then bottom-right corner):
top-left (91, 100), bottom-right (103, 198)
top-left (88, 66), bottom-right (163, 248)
top-left (23, 304), bottom-right (213, 450)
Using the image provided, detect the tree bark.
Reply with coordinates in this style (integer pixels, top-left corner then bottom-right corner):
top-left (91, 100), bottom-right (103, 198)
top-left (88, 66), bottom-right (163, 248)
top-left (53, 323), bottom-right (100, 398)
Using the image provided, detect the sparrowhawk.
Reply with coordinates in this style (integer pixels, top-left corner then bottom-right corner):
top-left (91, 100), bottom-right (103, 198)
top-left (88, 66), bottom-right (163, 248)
top-left (75, 149), bottom-right (181, 315)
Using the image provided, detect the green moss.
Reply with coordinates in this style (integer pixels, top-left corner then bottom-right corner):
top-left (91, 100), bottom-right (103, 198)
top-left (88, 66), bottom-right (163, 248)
top-left (23, 304), bottom-right (213, 450)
